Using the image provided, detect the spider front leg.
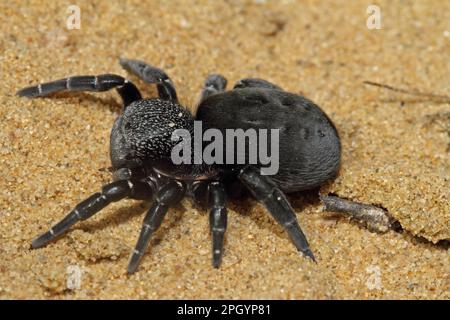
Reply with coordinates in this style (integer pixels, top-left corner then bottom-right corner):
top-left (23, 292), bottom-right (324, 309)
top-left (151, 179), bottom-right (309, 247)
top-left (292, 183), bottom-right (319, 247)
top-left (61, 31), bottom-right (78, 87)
top-left (127, 180), bottom-right (186, 274)
top-left (31, 178), bottom-right (154, 249)
top-left (239, 166), bottom-right (315, 262)
top-left (119, 58), bottom-right (178, 102)
top-left (199, 74), bottom-right (228, 102)
top-left (16, 74), bottom-right (141, 107)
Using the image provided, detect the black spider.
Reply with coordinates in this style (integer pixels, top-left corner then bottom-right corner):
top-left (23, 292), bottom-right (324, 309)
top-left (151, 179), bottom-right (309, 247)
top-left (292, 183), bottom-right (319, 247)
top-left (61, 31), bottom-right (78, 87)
top-left (17, 58), bottom-right (341, 274)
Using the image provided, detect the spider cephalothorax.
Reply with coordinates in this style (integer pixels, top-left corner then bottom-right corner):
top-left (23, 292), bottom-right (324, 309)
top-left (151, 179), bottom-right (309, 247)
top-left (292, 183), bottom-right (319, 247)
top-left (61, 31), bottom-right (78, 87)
top-left (17, 58), bottom-right (341, 273)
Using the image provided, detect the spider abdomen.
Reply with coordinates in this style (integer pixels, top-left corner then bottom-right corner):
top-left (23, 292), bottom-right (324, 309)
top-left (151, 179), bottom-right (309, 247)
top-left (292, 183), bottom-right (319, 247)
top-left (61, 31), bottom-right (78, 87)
top-left (196, 88), bottom-right (341, 192)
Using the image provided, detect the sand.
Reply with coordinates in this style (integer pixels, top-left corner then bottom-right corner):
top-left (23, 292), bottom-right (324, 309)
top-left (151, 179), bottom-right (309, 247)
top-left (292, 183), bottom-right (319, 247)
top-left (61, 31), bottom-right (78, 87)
top-left (0, 0), bottom-right (448, 299)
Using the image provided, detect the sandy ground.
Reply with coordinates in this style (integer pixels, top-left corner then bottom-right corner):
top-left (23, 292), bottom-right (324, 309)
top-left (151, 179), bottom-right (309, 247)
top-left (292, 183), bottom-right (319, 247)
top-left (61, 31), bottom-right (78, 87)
top-left (0, 0), bottom-right (448, 299)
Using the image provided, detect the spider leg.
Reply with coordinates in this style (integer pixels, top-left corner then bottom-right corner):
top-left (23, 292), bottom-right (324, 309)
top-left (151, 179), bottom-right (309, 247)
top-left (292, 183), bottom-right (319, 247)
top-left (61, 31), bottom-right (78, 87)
top-left (127, 180), bottom-right (185, 274)
top-left (238, 166), bottom-right (315, 262)
top-left (188, 180), bottom-right (228, 267)
top-left (233, 78), bottom-right (283, 90)
top-left (31, 179), bottom-right (153, 249)
top-left (119, 58), bottom-right (178, 101)
top-left (208, 181), bottom-right (228, 268)
top-left (199, 74), bottom-right (228, 102)
top-left (16, 74), bottom-right (141, 107)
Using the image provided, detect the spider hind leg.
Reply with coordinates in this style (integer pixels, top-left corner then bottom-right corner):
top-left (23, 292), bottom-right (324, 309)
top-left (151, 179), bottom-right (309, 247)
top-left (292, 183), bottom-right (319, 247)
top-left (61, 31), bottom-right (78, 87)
top-left (239, 166), bottom-right (315, 262)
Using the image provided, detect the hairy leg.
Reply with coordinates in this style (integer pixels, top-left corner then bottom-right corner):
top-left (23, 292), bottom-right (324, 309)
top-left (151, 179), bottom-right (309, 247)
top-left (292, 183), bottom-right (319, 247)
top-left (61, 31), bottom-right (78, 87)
top-left (208, 181), bottom-right (228, 268)
top-left (17, 74), bottom-right (141, 107)
top-left (239, 166), bottom-right (315, 262)
top-left (31, 179), bottom-right (153, 249)
top-left (119, 58), bottom-right (178, 101)
top-left (127, 180), bottom-right (186, 274)
top-left (199, 74), bottom-right (228, 102)
top-left (233, 78), bottom-right (282, 90)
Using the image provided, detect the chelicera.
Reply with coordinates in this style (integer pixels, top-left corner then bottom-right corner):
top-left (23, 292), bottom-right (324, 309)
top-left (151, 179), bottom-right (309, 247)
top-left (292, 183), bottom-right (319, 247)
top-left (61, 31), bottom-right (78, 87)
top-left (17, 58), bottom-right (341, 274)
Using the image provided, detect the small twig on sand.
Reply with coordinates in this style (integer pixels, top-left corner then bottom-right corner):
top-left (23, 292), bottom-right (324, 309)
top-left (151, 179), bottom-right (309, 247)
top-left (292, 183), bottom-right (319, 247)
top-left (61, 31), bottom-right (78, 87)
top-left (321, 195), bottom-right (396, 233)
top-left (363, 81), bottom-right (450, 103)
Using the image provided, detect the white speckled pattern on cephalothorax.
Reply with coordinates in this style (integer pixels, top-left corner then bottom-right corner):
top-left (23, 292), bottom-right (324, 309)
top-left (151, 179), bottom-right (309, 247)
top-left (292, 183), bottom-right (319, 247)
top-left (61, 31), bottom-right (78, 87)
top-left (121, 98), bottom-right (194, 160)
